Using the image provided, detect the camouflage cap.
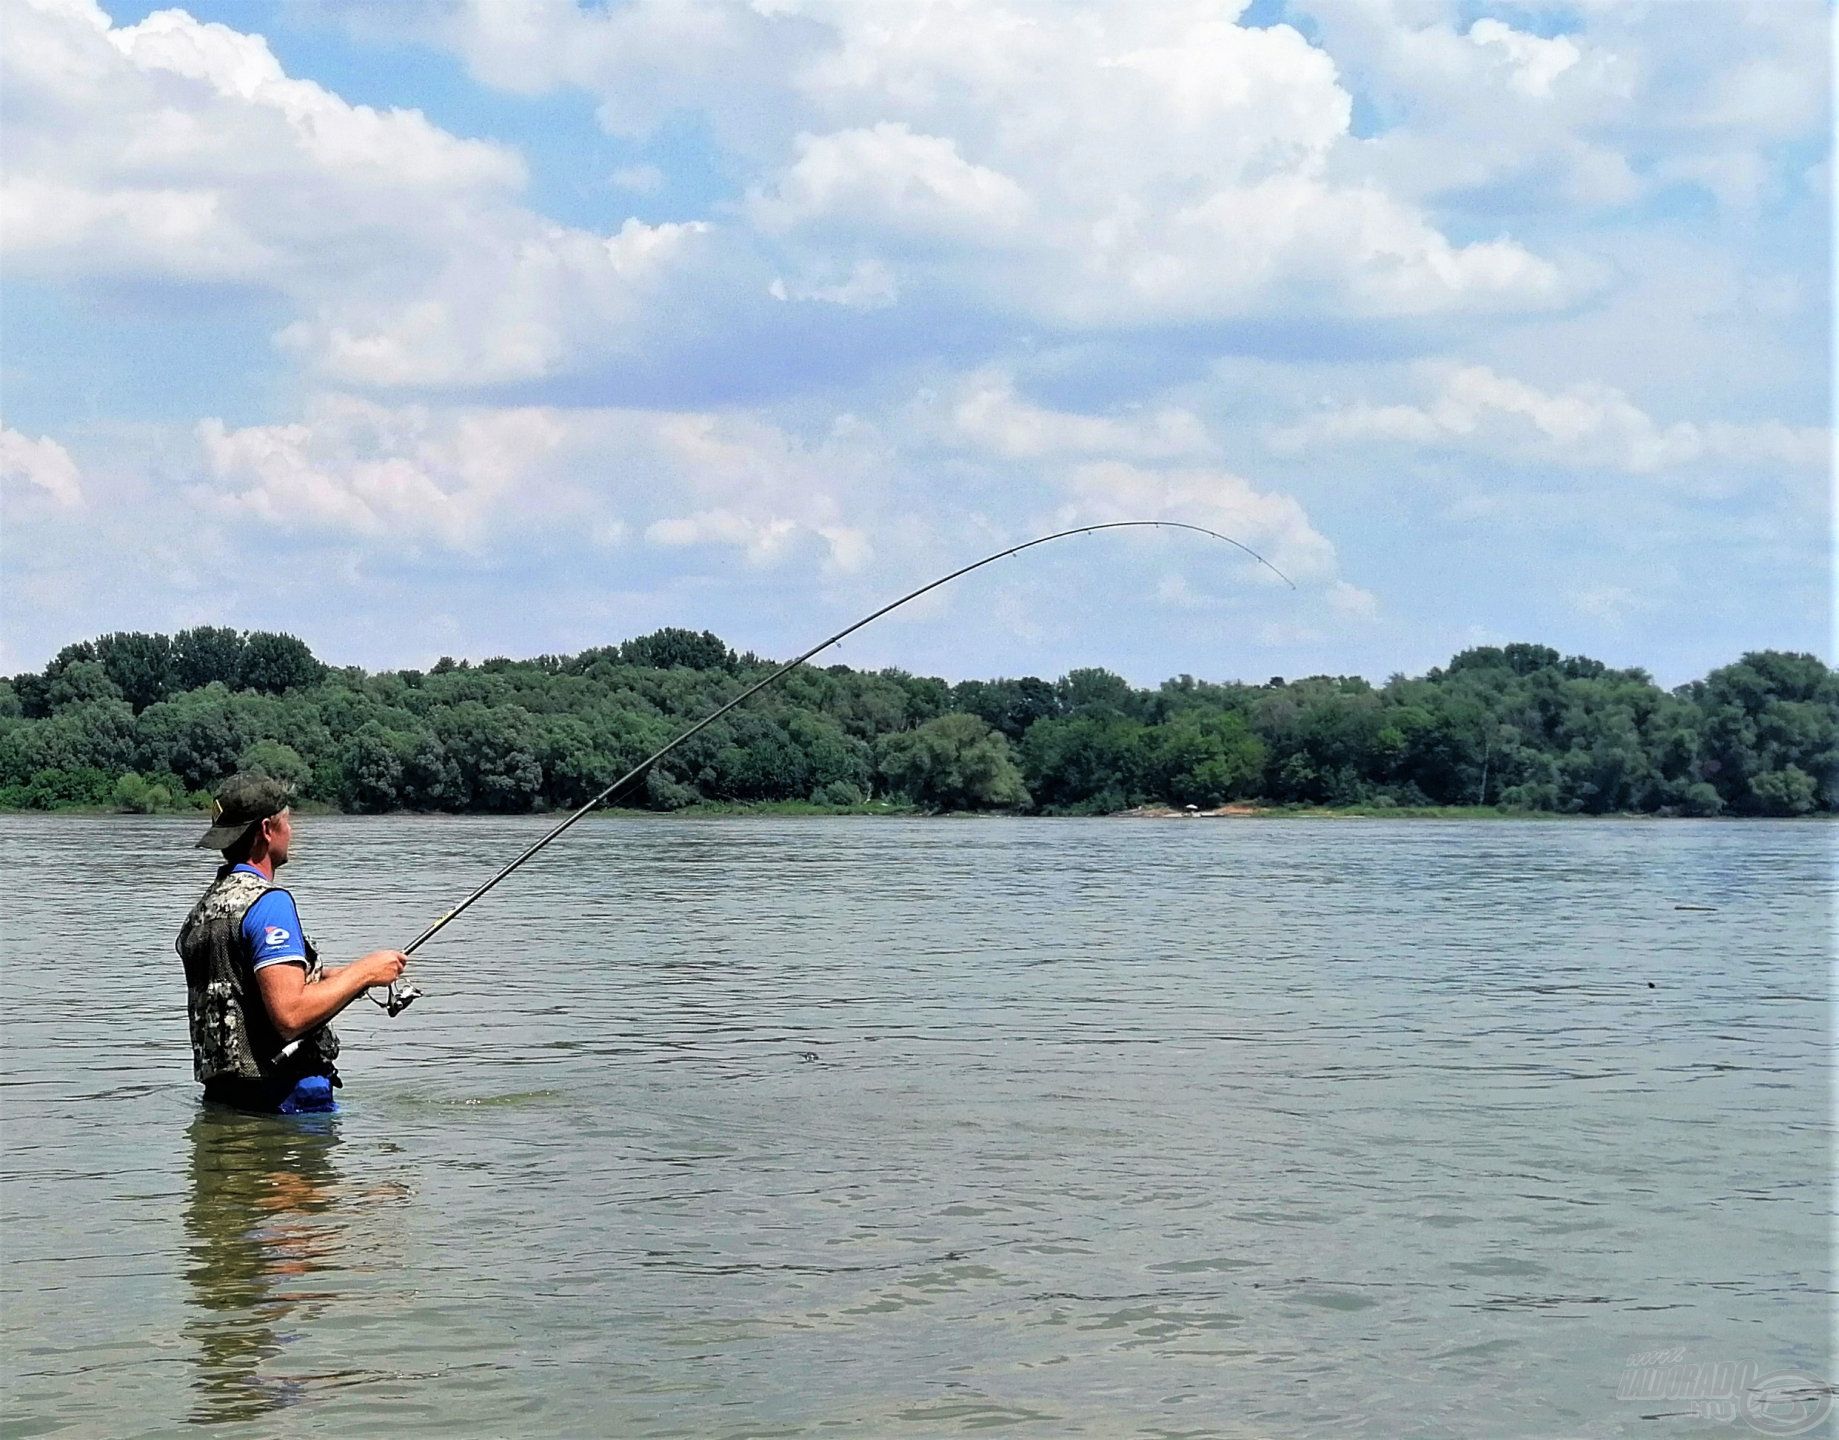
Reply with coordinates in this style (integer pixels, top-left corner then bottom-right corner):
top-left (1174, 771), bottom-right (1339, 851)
top-left (195, 773), bottom-right (294, 850)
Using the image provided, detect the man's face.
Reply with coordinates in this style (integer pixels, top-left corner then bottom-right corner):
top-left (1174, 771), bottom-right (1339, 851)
top-left (264, 809), bottom-right (293, 868)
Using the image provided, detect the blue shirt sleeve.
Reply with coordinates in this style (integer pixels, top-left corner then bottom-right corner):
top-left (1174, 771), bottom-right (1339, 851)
top-left (242, 889), bottom-right (308, 971)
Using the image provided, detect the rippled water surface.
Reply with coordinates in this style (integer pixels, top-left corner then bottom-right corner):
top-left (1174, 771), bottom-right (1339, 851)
top-left (2, 815), bottom-right (1832, 1437)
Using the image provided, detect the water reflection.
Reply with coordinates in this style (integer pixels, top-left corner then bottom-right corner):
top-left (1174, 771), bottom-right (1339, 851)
top-left (181, 1106), bottom-right (344, 1425)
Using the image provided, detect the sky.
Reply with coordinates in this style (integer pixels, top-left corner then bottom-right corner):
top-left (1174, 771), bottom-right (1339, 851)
top-left (1, 0), bottom-right (1831, 689)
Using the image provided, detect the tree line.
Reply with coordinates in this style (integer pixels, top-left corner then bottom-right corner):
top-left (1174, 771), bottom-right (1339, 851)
top-left (1, 626), bottom-right (1833, 817)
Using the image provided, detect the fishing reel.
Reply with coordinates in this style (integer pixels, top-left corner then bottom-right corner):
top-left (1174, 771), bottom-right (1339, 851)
top-left (369, 980), bottom-right (424, 1017)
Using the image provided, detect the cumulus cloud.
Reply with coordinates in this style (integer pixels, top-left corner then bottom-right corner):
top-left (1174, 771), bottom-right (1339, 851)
top-left (274, 217), bottom-right (724, 388)
top-left (1055, 460), bottom-right (1338, 586)
top-left (915, 371), bottom-right (1215, 463)
top-left (1327, 580), bottom-right (1381, 618)
top-left (1, 0), bottom-right (523, 286)
top-left (750, 123), bottom-right (1031, 242)
top-left (176, 376), bottom-right (1352, 616)
top-left (188, 394), bottom-right (895, 577)
top-left (0, 0), bottom-right (735, 391)
top-left (2, 0), bottom-right (1599, 401)
top-left (1297, 0), bottom-right (1825, 214)
top-left (428, 0), bottom-right (1573, 339)
top-left (195, 398), bottom-right (576, 548)
top-left (890, 368), bottom-right (1348, 591)
top-left (1268, 362), bottom-right (1829, 476)
top-left (0, 426), bottom-right (85, 508)
top-left (634, 410), bottom-right (890, 574)
top-left (1466, 19), bottom-right (1584, 100)
top-left (2, 0), bottom-right (1824, 684)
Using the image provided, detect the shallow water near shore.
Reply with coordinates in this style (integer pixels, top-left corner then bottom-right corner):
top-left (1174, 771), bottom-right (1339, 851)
top-left (1, 814), bottom-right (1831, 1437)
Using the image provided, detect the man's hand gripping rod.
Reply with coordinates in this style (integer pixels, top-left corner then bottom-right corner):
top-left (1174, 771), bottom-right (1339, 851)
top-left (370, 520), bottom-right (1295, 1017)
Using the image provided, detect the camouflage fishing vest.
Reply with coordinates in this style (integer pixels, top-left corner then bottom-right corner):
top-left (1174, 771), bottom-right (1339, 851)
top-left (176, 868), bottom-right (340, 1085)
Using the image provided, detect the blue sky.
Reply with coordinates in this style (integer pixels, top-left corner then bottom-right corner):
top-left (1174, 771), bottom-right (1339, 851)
top-left (2, 0), bottom-right (1830, 688)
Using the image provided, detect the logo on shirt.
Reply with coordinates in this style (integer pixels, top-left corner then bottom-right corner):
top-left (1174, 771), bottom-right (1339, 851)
top-left (264, 925), bottom-right (293, 947)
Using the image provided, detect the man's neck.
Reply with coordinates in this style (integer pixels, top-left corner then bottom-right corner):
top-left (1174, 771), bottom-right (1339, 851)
top-left (238, 855), bottom-right (278, 881)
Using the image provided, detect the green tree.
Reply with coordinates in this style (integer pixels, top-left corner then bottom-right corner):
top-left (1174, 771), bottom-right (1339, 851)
top-left (94, 631), bottom-right (176, 711)
top-left (876, 713), bottom-right (1029, 811)
top-left (619, 628), bottom-right (734, 672)
top-left (1750, 766), bottom-right (1818, 816)
top-left (951, 676), bottom-right (1060, 740)
top-left (1019, 714), bottom-right (1144, 812)
top-left (709, 714), bottom-right (812, 801)
top-left (114, 772), bottom-right (187, 813)
top-left (46, 661), bottom-right (123, 711)
top-left (9, 673), bottom-right (51, 720)
top-left (237, 632), bottom-right (324, 695)
top-left (339, 723), bottom-right (409, 812)
top-left (1149, 711), bottom-right (1266, 807)
top-left (434, 703), bottom-right (543, 811)
top-left (401, 734), bottom-right (464, 810)
top-left (172, 626), bottom-right (247, 691)
top-left (786, 711), bottom-right (873, 797)
top-left (1692, 651), bottom-right (1838, 814)
top-left (4, 625), bottom-right (1833, 820)
top-left (239, 740), bottom-right (312, 789)
top-left (135, 688), bottom-right (245, 791)
top-left (1057, 667), bottom-right (1138, 717)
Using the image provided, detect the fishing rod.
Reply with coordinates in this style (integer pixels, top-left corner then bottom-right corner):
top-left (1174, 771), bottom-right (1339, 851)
top-left (369, 520), bottom-right (1295, 1017)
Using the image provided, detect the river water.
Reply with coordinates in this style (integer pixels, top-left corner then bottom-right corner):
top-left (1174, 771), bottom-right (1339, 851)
top-left (0, 815), bottom-right (1831, 1438)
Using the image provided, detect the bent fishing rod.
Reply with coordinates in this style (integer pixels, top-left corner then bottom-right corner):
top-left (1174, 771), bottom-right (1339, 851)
top-left (368, 520), bottom-right (1295, 1018)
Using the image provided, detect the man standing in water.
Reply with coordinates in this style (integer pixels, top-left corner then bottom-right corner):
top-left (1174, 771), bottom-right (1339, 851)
top-left (178, 774), bottom-right (407, 1113)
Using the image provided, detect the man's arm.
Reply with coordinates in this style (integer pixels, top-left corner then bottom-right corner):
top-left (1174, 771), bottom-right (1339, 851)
top-left (255, 951), bottom-right (408, 1043)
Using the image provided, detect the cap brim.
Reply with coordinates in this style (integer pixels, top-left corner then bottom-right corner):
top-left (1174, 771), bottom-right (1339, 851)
top-left (195, 819), bottom-right (258, 851)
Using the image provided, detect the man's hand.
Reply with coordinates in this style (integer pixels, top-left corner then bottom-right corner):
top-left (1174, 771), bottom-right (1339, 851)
top-left (354, 950), bottom-right (408, 988)
top-left (258, 950), bottom-right (411, 1042)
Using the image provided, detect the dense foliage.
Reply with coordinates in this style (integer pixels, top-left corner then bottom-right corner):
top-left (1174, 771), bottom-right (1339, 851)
top-left (2, 629), bottom-right (1833, 817)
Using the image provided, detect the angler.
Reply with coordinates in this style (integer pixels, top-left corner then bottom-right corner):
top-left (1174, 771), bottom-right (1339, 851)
top-left (177, 774), bottom-right (409, 1114)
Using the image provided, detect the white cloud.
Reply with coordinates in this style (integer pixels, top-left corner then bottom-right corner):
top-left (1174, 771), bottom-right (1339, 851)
top-left (170, 378), bottom-right (1352, 618)
top-left (1466, 19), bottom-right (1581, 100)
top-left (0, 426), bottom-right (85, 508)
top-left (189, 394), bottom-right (893, 576)
top-left (2, 0), bottom-right (1602, 400)
top-left (641, 509), bottom-right (869, 573)
top-left (645, 509), bottom-right (800, 562)
top-left (768, 257), bottom-right (898, 310)
top-left (1, 0), bottom-right (522, 286)
top-left (920, 371), bottom-right (1215, 463)
top-left (1293, 0), bottom-right (1638, 210)
top-left (749, 123), bottom-right (1031, 241)
top-left (431, 0), bottom-right (1573, 336)
top-left (1269, 362), bottom-right (1829, 477)
top-left (1056, 460), bottom-right (1338, 586)
top-left (0, 0), bottom-right (732, 392)
top-left (2, 0), bottom-right (1825, 686)
top-left (275, 217), bottom-right (721, 388)
top-left (195, 398), bottom-right (574, 548)
top-left (1327, 580), bottom-right (1380, 619)
top-left (1297, 0), bottom-right (1825, 214)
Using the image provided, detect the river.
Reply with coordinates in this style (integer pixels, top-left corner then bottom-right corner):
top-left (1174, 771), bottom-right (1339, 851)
top-left (0, 814), bottom-right (1831, 1437)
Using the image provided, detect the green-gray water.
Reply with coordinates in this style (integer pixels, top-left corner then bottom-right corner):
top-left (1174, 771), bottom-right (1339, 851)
top-left (1, 815), bottom-right (1831, 1437)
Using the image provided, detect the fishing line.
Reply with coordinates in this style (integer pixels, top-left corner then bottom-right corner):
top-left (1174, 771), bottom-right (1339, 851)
top-left (371, 520), bottom-right (1295, 1017)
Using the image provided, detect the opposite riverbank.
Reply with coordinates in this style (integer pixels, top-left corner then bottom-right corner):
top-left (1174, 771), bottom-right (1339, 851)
top-left (4, 798), bottom-right (1816, 821)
